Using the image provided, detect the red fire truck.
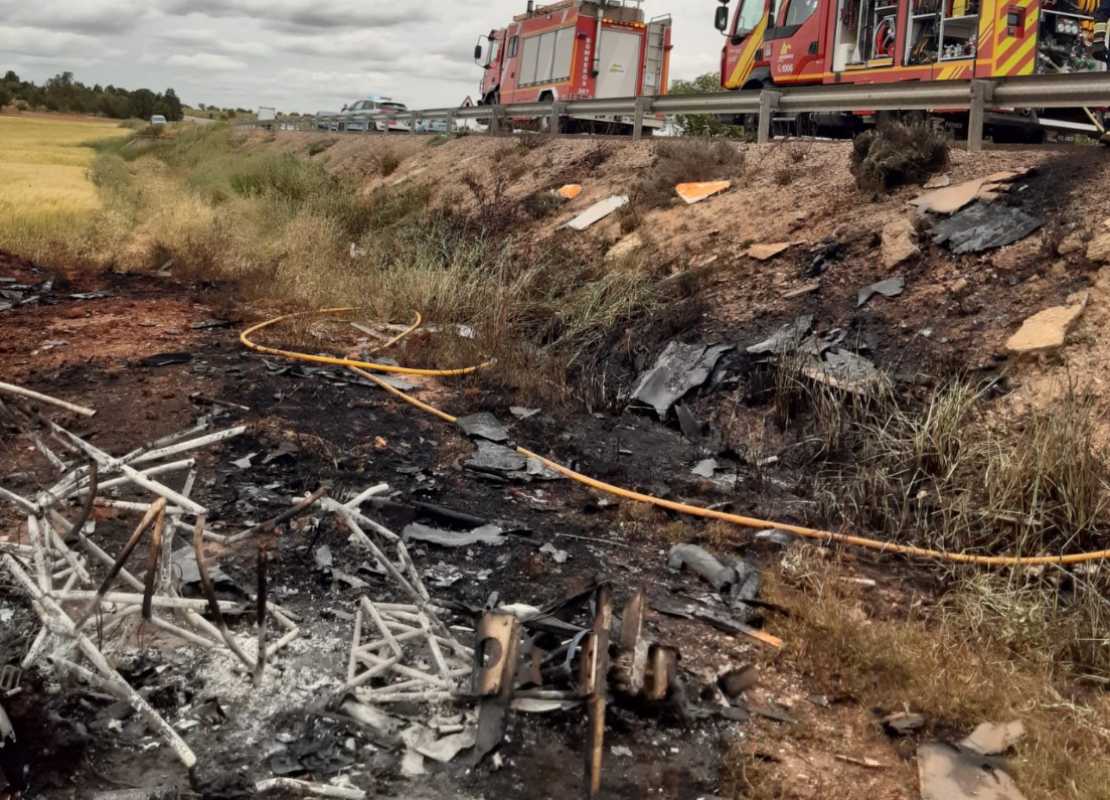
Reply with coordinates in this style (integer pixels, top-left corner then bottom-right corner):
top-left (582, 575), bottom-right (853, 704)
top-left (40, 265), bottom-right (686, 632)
top-left (474, 0), bottom-right (673, 133)
top-left (713, 0), bottom-right (1105, 138)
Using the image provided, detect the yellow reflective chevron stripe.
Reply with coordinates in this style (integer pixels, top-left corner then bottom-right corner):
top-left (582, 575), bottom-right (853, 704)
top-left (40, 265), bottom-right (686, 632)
top-left (998, 29), bottom-right (1037, 74)
top-left (726, 15), bottom-right (770, 89)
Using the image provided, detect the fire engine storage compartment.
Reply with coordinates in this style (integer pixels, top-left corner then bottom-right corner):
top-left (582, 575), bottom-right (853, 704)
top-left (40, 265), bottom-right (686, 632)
top-left (520, 26), bottom-right (576, 86)
top-left (596, 27), bottom-right (643, 97)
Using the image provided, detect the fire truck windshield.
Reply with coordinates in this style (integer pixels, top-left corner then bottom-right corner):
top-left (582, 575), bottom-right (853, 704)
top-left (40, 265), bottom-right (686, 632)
top-left (734, 0), bottom-right (765, 34)
top-left (784, 0), bottom-right (818, 25)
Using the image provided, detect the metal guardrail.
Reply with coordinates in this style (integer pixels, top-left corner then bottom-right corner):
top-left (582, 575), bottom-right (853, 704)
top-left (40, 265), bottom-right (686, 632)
top-left (259, 72), bottom-right (1110, 151)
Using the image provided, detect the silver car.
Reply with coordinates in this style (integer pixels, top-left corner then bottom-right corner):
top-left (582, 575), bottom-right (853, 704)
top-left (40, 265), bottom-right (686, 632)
top-left (342, 98), bottom-right (411, 133)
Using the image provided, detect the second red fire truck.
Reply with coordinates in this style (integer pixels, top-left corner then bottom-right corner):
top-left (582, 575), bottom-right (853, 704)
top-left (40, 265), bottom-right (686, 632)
top-left (474, 0), bottom-right (673, 133)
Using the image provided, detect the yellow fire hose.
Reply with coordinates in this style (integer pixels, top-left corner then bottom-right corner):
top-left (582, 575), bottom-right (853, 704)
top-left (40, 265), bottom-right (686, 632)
top-left (241, 310), bottom-right (1110, 567)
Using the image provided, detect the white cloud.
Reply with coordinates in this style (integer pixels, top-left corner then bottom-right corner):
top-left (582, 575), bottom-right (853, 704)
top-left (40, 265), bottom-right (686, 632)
top-left (0, 26), bottom-right (106, 58)
top-left (159, 0), bottom-right (426, 30)
top-left (165, 52), bottom-right (247, 71)
top-left (5, 1), bottom-right (726, 113)
top-left (156, 28), bottom-right (272, 58)
top-left (0, 1), bottom-right (149, 34)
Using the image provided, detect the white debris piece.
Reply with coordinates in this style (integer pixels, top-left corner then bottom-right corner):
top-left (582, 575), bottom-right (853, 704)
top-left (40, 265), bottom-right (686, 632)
top-left (566, 195), bottom-right (629, 231)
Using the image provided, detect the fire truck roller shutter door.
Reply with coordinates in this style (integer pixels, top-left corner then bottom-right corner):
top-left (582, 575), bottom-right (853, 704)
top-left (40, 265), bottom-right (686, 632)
top-left (553, 27), bottom-right (575, 80)
top-left (537, 30), bottom-right (557, 81)
top-left (596, 29), bottom-right (641, 98)
top-left (522, 34), bottom-right (542, 83)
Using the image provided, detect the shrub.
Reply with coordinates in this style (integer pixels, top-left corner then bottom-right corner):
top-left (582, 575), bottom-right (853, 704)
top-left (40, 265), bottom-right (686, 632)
top-left (521, 191), bottom-right (562, 219)
top-left (851, 119), bottom-right (949, 193)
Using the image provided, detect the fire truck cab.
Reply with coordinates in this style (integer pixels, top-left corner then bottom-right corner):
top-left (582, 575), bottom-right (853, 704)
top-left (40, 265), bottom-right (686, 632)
top-left (475, 0), bottom-right (673, 132)
top-left (714, 0), bottom-right (1104, 136)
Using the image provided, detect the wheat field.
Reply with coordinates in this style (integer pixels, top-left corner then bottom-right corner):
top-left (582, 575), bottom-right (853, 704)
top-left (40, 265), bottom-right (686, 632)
top-left (0, 114), bottom-right (127, 214)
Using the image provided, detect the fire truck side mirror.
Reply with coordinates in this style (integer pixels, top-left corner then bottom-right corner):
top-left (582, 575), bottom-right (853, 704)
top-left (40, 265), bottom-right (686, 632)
top-left (715, 3), bottom-right (730, 32)
top-left (474, 43), bottom-right (484, 62)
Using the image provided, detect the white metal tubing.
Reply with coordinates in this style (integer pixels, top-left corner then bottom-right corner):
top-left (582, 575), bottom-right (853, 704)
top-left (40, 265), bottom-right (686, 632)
top-left (344, 483), bottom-right (390, 509)
top-left (324, 500), bottom-right (399, 542)
top-left (3, 554), bottom-right (197, 769)
top-left (265, 626), bottom-right (301, 659)
top-left (94, 498), bottom-right (189, 517)
top-left (120, 419), bottom-right (211, 463)
top-left (70, 459), bottom-right (196, 498)
top-left (0, 487), bottom-right (38, 514)
top-left (255, 778), bottom-right (366, 799)
top-left (49, 424), bottom-right (205, 514)
top-left (58, 591), bottom-right (245, 612)
top-left (0, 381), bottom-right (96, 417)
top-left (129, 426), bottom-right (247, 466)
top-left (26, 515), bottom-right (50, 592)
top-left (43, 520), bottom-right (91, 585)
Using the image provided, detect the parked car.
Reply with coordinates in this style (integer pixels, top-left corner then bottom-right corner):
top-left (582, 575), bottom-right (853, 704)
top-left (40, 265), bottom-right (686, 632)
top-left (150, 114), bottom-right (167, 127)
top-left (414, 118), bottom-right (449, 134)
top-left (315, 111), bottom-right (341, 131)
top-left (342, 97), bottom-right (411, 133)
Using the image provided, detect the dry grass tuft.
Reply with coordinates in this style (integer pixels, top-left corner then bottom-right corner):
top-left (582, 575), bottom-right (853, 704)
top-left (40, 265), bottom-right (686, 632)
top-left (761, 368), bottom-right (1110, 680)
top-left (760, 551), bottom-right (1110, 800)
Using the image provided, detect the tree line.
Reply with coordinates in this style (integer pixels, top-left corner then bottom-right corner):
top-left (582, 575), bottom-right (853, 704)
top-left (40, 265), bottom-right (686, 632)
top-left (0, 70), bottom-right (184, 121)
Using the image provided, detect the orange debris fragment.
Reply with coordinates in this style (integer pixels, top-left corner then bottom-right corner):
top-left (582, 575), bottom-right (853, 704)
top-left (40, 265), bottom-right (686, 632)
top-left (675, 180), bottom-right (731, 205)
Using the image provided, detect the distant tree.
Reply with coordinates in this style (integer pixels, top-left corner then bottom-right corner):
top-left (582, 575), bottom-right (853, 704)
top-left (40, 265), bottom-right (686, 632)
top-left (129, 88), bottom-right (156, 120)
top-left (0, 71), bottom-right (192, 120)
top-left (669, 72), bottom-right (745, 138)
top-left (0, 86), bottom-right (10, 109)
top-left (162, 88), bottom-right (183, 121)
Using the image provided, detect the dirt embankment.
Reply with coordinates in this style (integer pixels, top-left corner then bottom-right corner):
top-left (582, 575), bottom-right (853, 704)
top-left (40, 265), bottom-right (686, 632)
top-left (256, 130), bottom-right (1110, 412)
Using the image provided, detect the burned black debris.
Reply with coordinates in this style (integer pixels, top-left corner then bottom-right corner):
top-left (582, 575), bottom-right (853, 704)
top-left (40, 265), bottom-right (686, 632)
top-left (667, 544), bottom-right (760, 602)
top-left (456, 413), bottom-right (510, 444)
top-left (857, 276), bottom-right (906, 307)
top-left (0, 274), bottom-right (111, 314)
top-left (628, 341), bottom-right (733, 419)
top-left (0, 372), bottom-right (779, 800)
top-left (464, 440), bottom-right (559, 482)
top-left (746, 315), bottom-right (815, 355)
top-left (932, 201), bottom-right (1043, 254)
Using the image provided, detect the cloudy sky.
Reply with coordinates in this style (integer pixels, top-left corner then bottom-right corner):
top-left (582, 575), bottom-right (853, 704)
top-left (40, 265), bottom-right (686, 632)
top-left (0, 1), bottom-right (726, 112)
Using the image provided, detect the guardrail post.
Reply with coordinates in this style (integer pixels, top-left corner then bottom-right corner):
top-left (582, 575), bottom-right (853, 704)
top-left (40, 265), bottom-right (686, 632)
top-left (491, 105), bottom-right (507, 137)
top-left (632, 96), bottom-right (652, 142)
top-left (757, 90), bottom-right (781, 145)
top-left (968, 80), bottom-right (993, 153)
top-left (549, 102), bottom-right (566, 135)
